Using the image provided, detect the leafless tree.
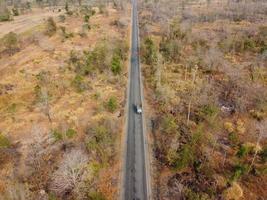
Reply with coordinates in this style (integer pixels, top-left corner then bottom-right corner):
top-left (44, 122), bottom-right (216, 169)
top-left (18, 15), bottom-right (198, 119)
top-left (40, 87), bottom-right (52, 123)
top-left (155, 53), bottom-right (163, 89)
top-left (49, 149), bottom-right (88, 196)
top-left (248, 120), bottom-right (266, 172)
top-left (25, 124), bottom-right (47, 174)
top-left (186, 65), bottom-right (198, 125)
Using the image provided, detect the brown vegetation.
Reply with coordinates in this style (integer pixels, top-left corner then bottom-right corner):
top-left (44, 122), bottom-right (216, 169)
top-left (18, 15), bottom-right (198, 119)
top-left (139, 0), bottom-right (267, 199)
top-left (0, 1), bottom-right (130, 199)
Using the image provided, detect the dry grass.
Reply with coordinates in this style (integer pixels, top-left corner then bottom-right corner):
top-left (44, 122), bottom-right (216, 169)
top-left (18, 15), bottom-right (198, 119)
top-left (140, 0), bottom-right (267, 199)
top-left (0, 3), bottom-right (131, 199)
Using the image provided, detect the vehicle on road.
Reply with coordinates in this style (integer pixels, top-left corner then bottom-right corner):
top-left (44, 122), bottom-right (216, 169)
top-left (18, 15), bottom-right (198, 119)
top-left (136, 104), bottom-right (142, 114)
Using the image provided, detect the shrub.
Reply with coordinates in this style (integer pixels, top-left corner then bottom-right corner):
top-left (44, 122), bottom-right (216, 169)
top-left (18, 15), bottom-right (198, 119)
top-left (65, 2), bottom-right (69, 12)
top-left (169, 19), bottom-right (186, 40)
top-left (86, 118), bottom-right (116, 163)
top-left (219, 35), bottom-right (259, 53)
top-left (81, 6), bottom-right (93, 16)
top-left (0, 133), bottom-right (11, 148)
top-left (249, 110), bottom-right (265, 121)
top-left (159, 38), bottom-right (181, 62)
top-left (86, 43), bottom-right (108, 72)
top-left (12, 7), bottom-right (19, 16)
top-left (259, 26), bottom-right (267, 38)
top-left (231, 163), bottom-right (249, 182)
top-left (34, 84), bottom-right (42, 102)
top-left (236, 144), bottom-right (252, 158)
top-left (59, 26), bottom-right (74, 39)
top-left (52, 130), bottom-right (63, 142)
top-left (90, 9), bottom-right (96, 16)
top-left (45, 17), bottom-right (57, 37)
top-left (229, 132), bottom-right (239, 146)
top-left (72, 75), bottom-right (86, 92)
top-left (7, 103), bottom-right (17, 114)
top-left (0, 8), bottom-right (12, 22)
top-left (99, 4), bottom-right (107, 15)
top-left (82, 23), bottom-right (91, 31)
top-left (69, 50), bottom-right (94, 75)
top-left (84, 14), bottom-right (90, 22)
top-left (106, 97), bottom-right (118, 112)
top-left (198, 104), bottom-right (219, 124)
top-left (243, 37), bottom-right (256, 51)
top-left (80, 57), bottom-right (94, 75)
top-left (66, 10), bottom-right (73, 16)
top-left (114, 40), bottom-right (128, 60)
top-left (89, 161), bottom-right (102, 176)
top-left (255, 165), bottom-right (267, 176)
top-left (199, 104), bottom-right (219, 118)
top-left (260, 145), bottom-right (267, 162)
top-left (36, 70), bottom-right (50, 83)
top-left (48, 193), bottom-right (57, 200)
top-left (224, 122), bottom-right (234, 133)
top-left (191, 38), bottom-right (209, 51)
top-left (69, 50), bottom-right (80, 64)
top-left (175, 128), bottom-right (204, 169)
top-left (88, 191), bottom-right (106, 200)
top-left (111, 55), bottom-right (122, 75)
top-left (78, 31), bottom-right (87, 38)
top-left (166, 148), bottom-right (179, 167)
top-left (2, 32), bottom-right (19, 54)
top-left (184, 188), bottom-right (209, 200)
top-left (66, 128), bottom-right (77, 139)
top-left (222, 182), bottom-right (243, 200)
top-left (176, 144), bottom-right (195, 169)
top-left (25, 2), bottom-right (31, 10)
top-left (161, 114), bottom-right (177, 135)
top-left (58, 14), bottom-right (66, 22)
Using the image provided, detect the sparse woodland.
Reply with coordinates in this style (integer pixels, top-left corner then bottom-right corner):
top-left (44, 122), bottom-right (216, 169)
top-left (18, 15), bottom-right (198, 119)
top-left (0, 0), bottom-right (130, 199)
top-left (1, 0), bottom-right (267, 199)
top-left (139, 0), bottom-right (267, 199)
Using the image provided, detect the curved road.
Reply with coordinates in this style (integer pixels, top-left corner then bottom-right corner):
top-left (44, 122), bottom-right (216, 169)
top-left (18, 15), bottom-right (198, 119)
top-left (122, 0), bottom-right (150, 199)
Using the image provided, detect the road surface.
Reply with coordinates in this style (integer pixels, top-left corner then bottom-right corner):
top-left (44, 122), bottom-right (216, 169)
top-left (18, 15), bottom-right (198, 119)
top-left (122, 0), bottom-right (150, 199)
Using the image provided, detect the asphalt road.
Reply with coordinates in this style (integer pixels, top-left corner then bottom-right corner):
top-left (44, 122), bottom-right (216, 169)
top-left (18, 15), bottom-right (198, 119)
top-left (122, 0), bottom-right (149, 199)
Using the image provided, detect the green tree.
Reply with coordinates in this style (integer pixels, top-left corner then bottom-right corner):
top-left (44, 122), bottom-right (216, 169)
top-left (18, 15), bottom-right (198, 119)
top-left (142, 37), bottom-right (158, 65)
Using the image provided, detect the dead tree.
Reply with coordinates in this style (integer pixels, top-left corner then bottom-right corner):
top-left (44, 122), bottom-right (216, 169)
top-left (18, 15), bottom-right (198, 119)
top-left (186, 65), bottom-right (198, 125)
